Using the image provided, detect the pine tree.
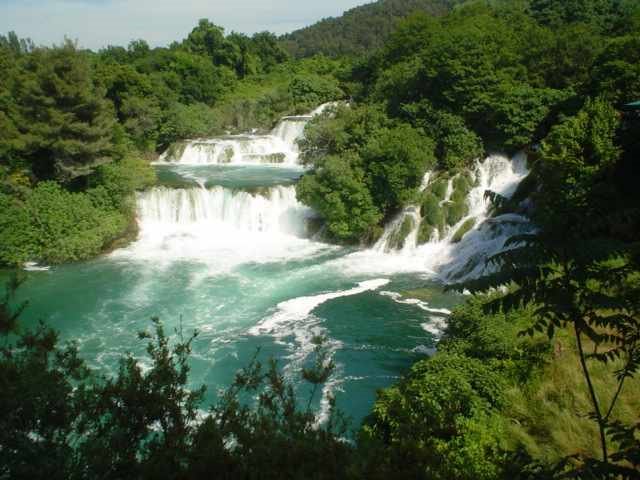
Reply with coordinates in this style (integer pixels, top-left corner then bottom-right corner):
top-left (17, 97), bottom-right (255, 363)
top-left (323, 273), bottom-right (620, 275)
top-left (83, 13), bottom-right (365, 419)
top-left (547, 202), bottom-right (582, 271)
top-left (10, 40), bottom-right (118, 182)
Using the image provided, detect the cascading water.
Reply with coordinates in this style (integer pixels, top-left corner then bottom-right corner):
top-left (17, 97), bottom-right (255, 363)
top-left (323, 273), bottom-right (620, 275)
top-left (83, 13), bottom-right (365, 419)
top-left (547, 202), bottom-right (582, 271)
top-left (137, 185), bottom-right (313, 237)
top-left (113, 185), bottom-right (322, 267)
top-left (157, 103), bottom-right (336, 166)
top-left (271, 116), bottom-right (311, 151)
top-left (371, 152), bottom-right (532, 281)
top-left (158, 136), bottom-right (301, 166)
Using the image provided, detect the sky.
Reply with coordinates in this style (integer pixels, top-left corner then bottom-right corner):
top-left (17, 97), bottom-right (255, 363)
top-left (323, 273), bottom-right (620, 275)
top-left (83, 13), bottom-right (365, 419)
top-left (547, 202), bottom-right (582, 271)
top-left (0, 0), bottom-right (367, 50)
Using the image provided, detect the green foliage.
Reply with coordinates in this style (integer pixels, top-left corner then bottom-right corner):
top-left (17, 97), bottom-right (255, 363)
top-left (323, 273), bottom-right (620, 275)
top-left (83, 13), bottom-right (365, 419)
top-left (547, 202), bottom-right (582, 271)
top-left (533, 97), bottom-right (620, 235)
top-left (0, 156), bottom-right (154, 265)
top-left (298, 104), bottom-right (435, 243)
top-left (3, 41), bottom-right (119, 182)
top-left (297, 154), bottom-right (382, 243)
top-left (362, 352), bottom-right (508, 480)
top-left (299, 103), bottom-right (391, 165)
top-left (360, 123), bottom-right (436, 212)
top-left (492, 84), bottom-right (571, 149)
top-left (288, 74), bottom-right (342, 111)
top-left (402, 101), bottom-right (484, 169)
top-left (0, 182), bottom-right (126, 265)
top-left (529, 0), bottom-right (628, 30)
top-left (592, 34), bottom-right (640, 104)
top-left (281, 0), bottom-right (463, 58)
top-left (440, 296), bottom-right (549, 378)
top-left (351, 0), bottom-right (635, 160)
top-left (156, 102), bottom-right (222, 150)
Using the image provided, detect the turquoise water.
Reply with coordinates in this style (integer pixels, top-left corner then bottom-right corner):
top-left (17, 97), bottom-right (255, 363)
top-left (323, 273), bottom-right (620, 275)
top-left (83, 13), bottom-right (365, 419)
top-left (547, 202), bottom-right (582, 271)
top-left (12, 164), bottom-right (464, 428)
top-left (155, 164), bottom-right (303, 189)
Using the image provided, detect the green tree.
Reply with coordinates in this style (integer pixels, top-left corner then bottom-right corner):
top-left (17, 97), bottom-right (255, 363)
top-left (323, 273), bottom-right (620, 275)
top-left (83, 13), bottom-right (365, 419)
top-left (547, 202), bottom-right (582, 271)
top-left (361, 353), bottom-right (508, 480)
top-left (5, 41), bottom-right (119, 182)
top-left (457, 98), bottom-right (640, 477)
top-left (360, 123), bottom-right (435, 213)
top-left (297, 154), bottom-right (382, 242)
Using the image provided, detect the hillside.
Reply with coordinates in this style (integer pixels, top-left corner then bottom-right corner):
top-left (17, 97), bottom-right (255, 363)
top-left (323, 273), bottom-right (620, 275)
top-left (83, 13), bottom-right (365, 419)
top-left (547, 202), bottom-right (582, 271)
top-left (280, 0), bottom-right (462, 58)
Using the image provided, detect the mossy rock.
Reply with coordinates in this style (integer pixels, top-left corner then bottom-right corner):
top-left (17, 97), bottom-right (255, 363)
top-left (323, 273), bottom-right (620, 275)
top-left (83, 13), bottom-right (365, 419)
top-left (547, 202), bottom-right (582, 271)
top-left (260, 153), bottom-right (286, 164)
top-left (243, 186), bottom-right (272, 197)
top-left (305, 217), bottom-right (325, 238)
top-left (430, 178), bottom-right (450, 200)
top-left (387, 216), bottom-right (416, 250)
top-left (451, 217), bottom-right (476, 243)
top-left (421, 194), bottom-right (445, 226)
top-left (448, 173), bottom-right (472, 205)
top-left (512, 174), bottom-right (536, 203)
top-left (164, 141), bottom-right (188, 162)
top-left (450, 188), bottom-right (467, 204)
top-left (446, 200), bottom-right (469, 226)
top-left (221, 146), bottom-right (235, 163)
top-left (452, 173), bottom-right (472, 197)
top-left (417, 221), bottom-right (436, 245)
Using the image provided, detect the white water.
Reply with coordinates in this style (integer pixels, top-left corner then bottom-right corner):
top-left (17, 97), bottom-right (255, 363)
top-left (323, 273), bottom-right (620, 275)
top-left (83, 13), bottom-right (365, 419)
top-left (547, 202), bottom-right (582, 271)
top-left (250, 279), bottom-right (391, 336)
top-left (158, 103), bottom-right (337, 166)
top-left (271, 117), bottom-right (310, 151)
top-left (137, 185), bottom-right (312, 236)
top-left (113, 185), bottom-right (326, 268)
top-left (343, 153), bottom-right (532, 281)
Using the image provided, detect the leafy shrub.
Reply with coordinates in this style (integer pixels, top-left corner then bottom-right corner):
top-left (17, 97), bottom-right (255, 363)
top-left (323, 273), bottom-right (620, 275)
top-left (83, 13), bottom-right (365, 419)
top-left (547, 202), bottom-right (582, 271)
top-left (288, 73), bottom-right (343, 111)
top-left (0, 156), bottom-right (154, 266)
top-left (0, 183), bottom-right (125, 265)
top-left (361, 123), bottom-right (436, 213)
top-left (296, 154), bottom-right (381, 243)
top-left (362, 353), bottom-right (508, 480)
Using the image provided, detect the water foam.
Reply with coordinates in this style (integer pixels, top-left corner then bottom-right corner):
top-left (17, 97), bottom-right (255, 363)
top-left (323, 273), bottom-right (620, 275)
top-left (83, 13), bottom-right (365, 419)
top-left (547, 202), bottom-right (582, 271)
top-left (249, 279), bottom-right (390, 336)
top-left (111, 185), bottom-right (329, 269)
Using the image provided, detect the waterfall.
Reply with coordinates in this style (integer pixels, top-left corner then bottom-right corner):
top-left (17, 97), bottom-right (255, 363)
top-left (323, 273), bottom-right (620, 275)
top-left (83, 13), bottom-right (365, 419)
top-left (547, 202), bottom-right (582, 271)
top-left (157, 136), bottom-right (300, 166)
top-left (374, 153), bottom-right (532, 281)
top-left (271, 116), bottom-right (312, 150)
top-left (137, 185), bottom-right (314, 238)
top-left (114, 184), bottom-right (322, 266)
top-left (158, 103), bottom-right (338, 166)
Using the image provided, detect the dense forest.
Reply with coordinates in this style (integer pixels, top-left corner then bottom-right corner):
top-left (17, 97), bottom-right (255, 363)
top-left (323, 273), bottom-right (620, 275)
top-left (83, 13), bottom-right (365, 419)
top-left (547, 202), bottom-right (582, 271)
top-left (280, 0), bottom-right (463, 58)
top-left (2, 0), bottom-right (640, 479)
